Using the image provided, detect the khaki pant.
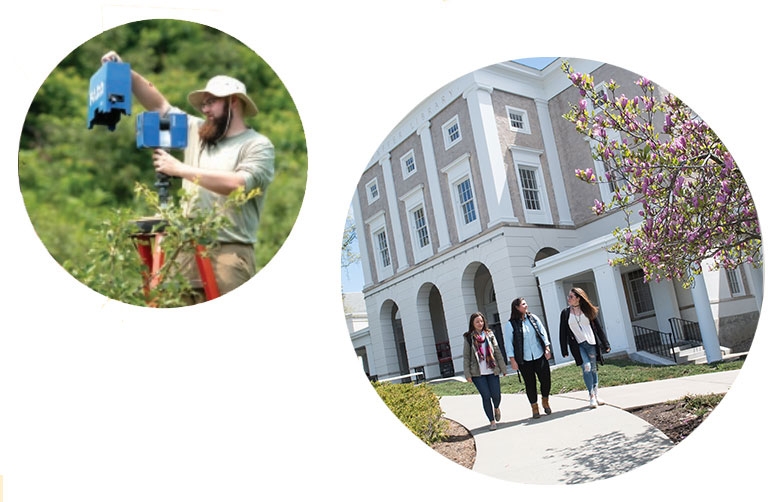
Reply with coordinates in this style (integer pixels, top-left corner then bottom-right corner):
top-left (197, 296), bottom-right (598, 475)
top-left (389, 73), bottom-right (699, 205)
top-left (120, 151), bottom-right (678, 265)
top-left (177, 242), bottom-right (256, 304)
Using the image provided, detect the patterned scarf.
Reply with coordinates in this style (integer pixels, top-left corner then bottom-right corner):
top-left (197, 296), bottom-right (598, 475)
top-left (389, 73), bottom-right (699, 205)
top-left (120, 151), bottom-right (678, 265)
top-left (473, 331), bottom-right (497, 369)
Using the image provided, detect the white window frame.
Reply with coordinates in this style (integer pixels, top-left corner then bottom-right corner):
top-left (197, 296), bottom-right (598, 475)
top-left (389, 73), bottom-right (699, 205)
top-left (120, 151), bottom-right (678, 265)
top-left (442, 115), bottom-right (462, 150)
top-left (365, 211), bottom-right (392, 281)
top-left (588, 82), bottom-right (609, 115)
top-left (584, 82), bottom-right (627, 205)
top-left (400, 185), bottom-right (433, 263)
top-left (625, 269), bottom-right (655, 318)
top-left (400, 149), bottom-right (417, 180)
top-left (365, 177), bottom-right (380, 205)
top-left (725, 267), bottom-right (745, 297)
top-left (585, 134), bottom-right (626, 205)
top-left (441, 154), bottom-right (480, 241)
top-left (505, 106), bottom-right (531, 134)
top-left (509, 146), bottom-right (552, 224)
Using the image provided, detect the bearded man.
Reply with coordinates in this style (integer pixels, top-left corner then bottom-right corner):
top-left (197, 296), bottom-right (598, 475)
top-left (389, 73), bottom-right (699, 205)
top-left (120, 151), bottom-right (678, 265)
top-left (100, 51), bottom-right (275, 303)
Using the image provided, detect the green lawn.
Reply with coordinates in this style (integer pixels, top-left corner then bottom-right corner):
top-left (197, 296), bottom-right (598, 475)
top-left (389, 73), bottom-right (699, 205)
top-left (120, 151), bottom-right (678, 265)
top-left (428, 357), bottom-right (745, 397)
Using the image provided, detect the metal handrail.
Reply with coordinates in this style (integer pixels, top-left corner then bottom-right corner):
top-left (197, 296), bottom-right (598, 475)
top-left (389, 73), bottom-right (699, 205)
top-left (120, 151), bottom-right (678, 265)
top-left (633, 325), bottom-right (678, 363)
top-left (668, 317), bottom-right (703, 345)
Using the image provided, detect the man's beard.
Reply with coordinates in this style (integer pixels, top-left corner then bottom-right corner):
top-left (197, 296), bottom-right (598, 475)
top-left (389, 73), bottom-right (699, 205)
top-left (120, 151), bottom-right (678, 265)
top-left (199, 111), bottom-right (230, 149)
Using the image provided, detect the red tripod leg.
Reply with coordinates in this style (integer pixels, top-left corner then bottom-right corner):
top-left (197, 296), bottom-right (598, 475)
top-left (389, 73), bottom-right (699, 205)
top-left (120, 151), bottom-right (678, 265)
top-left (133, 235), bottom-right (154, 297)
top-left (148, 233), bottom-right (165, 290)
top-left (194, 244), bottom-right (220, 300)
top-left (133, 232), bottom-right (165, 305)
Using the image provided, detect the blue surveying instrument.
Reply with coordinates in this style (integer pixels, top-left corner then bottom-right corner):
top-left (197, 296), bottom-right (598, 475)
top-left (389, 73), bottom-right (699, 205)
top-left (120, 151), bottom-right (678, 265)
top-left (88, 60), bottom-right (188, 208)
top-left (135, 110), bottom-right (188, 208)
top-left (87, 61), bottom-right (220, 303)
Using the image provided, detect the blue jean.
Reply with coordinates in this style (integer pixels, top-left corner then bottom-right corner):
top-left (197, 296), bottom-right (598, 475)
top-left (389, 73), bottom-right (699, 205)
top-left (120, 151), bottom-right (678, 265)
top-left (579, 341), bottom-right (599, 394)
top-left (471, 374), bottom-right (502, 422)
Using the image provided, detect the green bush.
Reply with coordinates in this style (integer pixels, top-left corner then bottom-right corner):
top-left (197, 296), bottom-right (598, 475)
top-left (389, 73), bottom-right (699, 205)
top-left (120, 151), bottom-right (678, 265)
top-left (373, 382), bottom-right (448, 445)
top-left (678, 393), bottom-right (725, 418)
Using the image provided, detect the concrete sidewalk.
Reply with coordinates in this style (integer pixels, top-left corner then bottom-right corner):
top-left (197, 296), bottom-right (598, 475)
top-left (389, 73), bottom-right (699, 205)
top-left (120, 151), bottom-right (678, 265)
top-left (438, 370), bottom-right (739, 484)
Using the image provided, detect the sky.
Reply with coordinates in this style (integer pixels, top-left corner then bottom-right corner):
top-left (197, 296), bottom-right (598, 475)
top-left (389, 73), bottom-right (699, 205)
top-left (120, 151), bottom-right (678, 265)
top-left (341, 235), bottom-right (364, 293)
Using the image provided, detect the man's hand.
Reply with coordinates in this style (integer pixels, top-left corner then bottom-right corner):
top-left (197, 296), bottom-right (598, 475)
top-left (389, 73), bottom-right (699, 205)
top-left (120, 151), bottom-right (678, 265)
top-left (100, 51), bottom-right (122, 64)
top-left (152, 149), bottom-right (186, 178)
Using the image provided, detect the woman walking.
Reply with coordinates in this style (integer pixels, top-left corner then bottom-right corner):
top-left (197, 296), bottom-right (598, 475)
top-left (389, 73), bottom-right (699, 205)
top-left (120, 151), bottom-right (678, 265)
top-left (463, 312), bottom-right (508, 431)
top-left (504, 298), bottom-right (553, 419)
top-left (559, 287), bottom-right (611, 408)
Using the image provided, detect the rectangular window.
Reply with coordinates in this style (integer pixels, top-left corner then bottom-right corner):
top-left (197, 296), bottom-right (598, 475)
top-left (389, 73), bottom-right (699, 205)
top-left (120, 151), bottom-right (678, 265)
top-left (726, 268), bottom-right (744, 296)
top-left (442, 115), bottom-right (462, 149)
top-left (442, 154), bottom-right (480, 242)
top-left (401, 150), bottom-right (416, 179)
top-left (448, 122), bottom-right (460, 142)
top-left (587, 135), bottom-right (626, 205)
top-left (456, 178), bottom-right (477, 224)
top-left (510, 146), bottom-right (552, 224)
top-left (366, 178), bottom-right (380, 204)
top-left (518, 167), bottom-right (541, 211)
top-left (400, 185), bottom-right (433, 263)
top-left (404, 155), bottom-right (416, 175)
top-left (506, 106), bottom-right (531, 134)
top-left (413, 207), bottom-right (430, 248)
top-left (376, 230), bottom-right (390, 268)
top-left (626, 270), bottom-right (655, 316)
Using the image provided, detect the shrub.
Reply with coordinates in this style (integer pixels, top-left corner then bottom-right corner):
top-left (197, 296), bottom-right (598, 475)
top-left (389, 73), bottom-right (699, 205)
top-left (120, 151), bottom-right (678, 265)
top-left (373, 382), bottom-right (448, 445)
top-left (680, 393), bottom-right (725, 418)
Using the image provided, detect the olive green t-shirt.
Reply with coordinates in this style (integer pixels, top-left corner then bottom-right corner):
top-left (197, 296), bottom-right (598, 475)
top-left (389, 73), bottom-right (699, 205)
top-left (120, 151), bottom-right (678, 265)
top-left (179, 113), bottom-right (275, 244)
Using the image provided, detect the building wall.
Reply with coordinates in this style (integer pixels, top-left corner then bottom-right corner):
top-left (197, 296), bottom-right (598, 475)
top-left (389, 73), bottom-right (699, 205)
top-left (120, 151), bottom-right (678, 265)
top-left (353, 58), bottom-right (761, 378)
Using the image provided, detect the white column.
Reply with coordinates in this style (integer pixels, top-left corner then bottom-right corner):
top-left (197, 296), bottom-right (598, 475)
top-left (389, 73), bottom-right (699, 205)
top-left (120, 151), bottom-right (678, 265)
top-left (463, 83), bottom-right (516, 226)
top-left (365, 296), bottom-right (391, 378)
top-left (417, 121), bottom-right (451, 251)
top-left (743, 263), bottom-right (763, 313)
top-left (538, 279), bottom-right (566, 355)
top-left (593, 264), bottom-right (632, 353)
top-left (379, 154), bottom-right (408, 271)
top-left (535, 98), bottom-right (573, 225)
top-left (649, 279), bottom-right (680, 340)
top-left (691, 272), bottom-right (723, 362)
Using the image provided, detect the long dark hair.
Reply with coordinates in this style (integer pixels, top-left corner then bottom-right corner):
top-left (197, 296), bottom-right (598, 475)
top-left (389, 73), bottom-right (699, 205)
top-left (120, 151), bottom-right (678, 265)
top-left (570, 287), bottom-right (599, 320)
top-left (509, 297), bottom-right (529, 322)
top-left (464, 311), bottom-right (489, 339)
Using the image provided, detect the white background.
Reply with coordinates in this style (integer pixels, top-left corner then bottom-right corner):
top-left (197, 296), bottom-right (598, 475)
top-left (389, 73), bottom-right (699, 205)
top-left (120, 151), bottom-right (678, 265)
top-left (1, 1), bottom-right (773, 500)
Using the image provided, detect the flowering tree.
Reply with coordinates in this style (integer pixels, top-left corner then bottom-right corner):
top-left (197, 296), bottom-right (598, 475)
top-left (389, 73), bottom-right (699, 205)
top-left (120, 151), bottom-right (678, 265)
top-left (561, 61), bottom-right (761, 287)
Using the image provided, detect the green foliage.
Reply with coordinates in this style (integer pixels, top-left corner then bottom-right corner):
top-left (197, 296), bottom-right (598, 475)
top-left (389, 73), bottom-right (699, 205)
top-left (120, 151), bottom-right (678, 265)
top-left (19, 19), bottom-right (306, 286)
top-left (429, 358), bottom-right (744, 397)
top-left (65, 182), bottom-right (261, 307)
top-left (372, 382), bottom-right (449, 445)
top-left (676, 393), bottom-right (725, 418)
top-left (561, 61), bottom-right (760, 287)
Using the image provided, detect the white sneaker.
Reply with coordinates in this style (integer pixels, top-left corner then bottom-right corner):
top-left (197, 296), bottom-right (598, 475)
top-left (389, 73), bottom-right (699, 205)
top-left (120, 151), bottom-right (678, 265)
top-left (594, 387), bottom-right (604, 406)
top-left (589, 396), bottom-right (598, 408)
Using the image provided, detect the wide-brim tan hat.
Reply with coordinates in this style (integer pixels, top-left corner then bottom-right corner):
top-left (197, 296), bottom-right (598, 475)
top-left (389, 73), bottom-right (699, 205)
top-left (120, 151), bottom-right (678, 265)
top-left (188, 75), bottom-right (259, 117)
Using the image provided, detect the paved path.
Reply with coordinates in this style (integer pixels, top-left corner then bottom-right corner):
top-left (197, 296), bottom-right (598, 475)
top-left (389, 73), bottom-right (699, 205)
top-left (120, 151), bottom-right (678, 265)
top-left (438, 370), bottom-right (739, 484)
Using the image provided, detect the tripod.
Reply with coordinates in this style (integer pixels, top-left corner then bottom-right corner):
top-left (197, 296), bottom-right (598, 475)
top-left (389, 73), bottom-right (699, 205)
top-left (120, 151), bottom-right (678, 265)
top-left (131, 217), bottom-right (221, 305)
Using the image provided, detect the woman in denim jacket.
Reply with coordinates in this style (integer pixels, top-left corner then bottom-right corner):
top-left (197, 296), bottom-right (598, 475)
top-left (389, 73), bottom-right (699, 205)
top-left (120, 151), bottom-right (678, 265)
top-left (504, 298), bottom-right (553, 419)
